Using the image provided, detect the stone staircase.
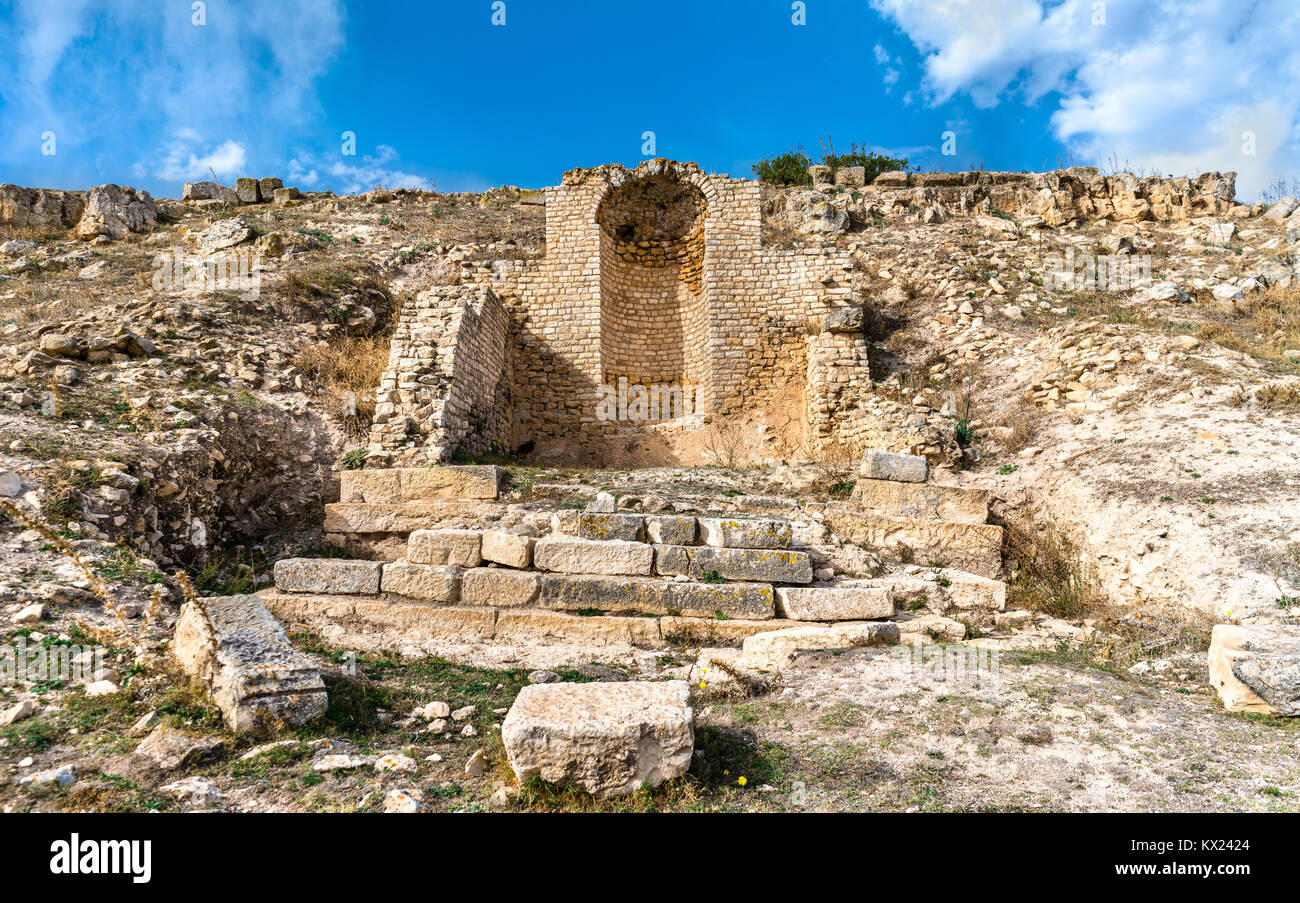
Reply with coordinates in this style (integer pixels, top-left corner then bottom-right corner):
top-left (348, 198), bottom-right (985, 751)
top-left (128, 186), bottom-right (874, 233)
top-left (263, 456), bottom-right (1016, 669)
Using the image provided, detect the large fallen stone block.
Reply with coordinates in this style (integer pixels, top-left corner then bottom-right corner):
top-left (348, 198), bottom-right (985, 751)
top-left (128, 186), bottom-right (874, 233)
top-left (942, 570), bottom-right (1007, 611)
top-left (408, 529), bottom-right (483, 568)
top-left (654, 545), bottom-right (812, 584)
top-left (533, 536), bottom-right (654, 576)
top-left (173, 594), bottom-right (327, 734)
top-left (273, 558), bottom-right (381, 594)
top-left (824, 509), bottom-right (1004, 579)
top-left (461, 568), bottom-right (541, 607)
top-left (645, 515), bottom-right (696, 545)
top-left (551, 511), bottom-right (644, 542)
top-left (851, 479), bottom-right (989, 524)
top-left (380, 562), bottom-right (461, 602)
top-left (1209, 624), bottom-right (1300, 715)
top-left (860, 450), bottom-right (929, 483)
top-left (697, 517), bottom-right (793, 550)
top-left (481, 530), bottom-right (535, 568)
top-left (339, 465), bottom-right (504, 503)
top-left (741, 622), bottom-right (901, 672)
top-left (775, 585), bottom-right (894, 621)
top-left (537, 574), bottom-right (774, 619)
top-left (502, 681), bottom-right (694, 797)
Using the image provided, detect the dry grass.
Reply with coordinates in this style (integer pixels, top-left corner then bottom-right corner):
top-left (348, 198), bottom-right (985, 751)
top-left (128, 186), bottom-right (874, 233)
top-left (808, 440), bottom-right (858, 498)
top-left (294, 334), bottom-right (390, 437)
top-left (0, 279), bottom-right (104, 329)
top-left (991, 400), bottom-right (1042, 454)
top-left (1002, 515), bottom-right (1108, 620)
top-left (1198, 283), bottom-right (1300, 372)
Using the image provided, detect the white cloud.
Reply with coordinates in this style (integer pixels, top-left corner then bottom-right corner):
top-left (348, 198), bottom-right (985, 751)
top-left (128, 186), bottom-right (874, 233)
top-left (135, 132), bottom-right (247, 182)
top-left (871, 0), bottom-right (1300, 198)
top-left (289, 144), bottom-right (435, 195)
top-left (873, 43), bottom-right (891, 65)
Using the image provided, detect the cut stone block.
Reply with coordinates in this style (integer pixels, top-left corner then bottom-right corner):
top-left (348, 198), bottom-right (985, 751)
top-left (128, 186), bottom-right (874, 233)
top-left (339, 466), bottom-right (504, 503)
top-left (942, 570), bottom-right (1007, 611)
top-left (824, 509), bottom-right (1004, 579)
top-left (1209, 624), bottom-right (1300, 715)
top-left (322, 501), bottom-right (490, 534)
top-left (860, 450), bottom-right (929, 483)
top-left (655, 545), bottom-right (812, 584)
top-left (261, 591), bottom-right (496, 644)
top-left (851, 479), bottom-right (989, 525)
top-left (493, 610), bottom-right (661, 647)
top-left (502, 681), bottom-right (694, 797)
top-left (660, 617), bottom-right (817, 647)
top-left (697, 517), bottom-right (793, 550)
top-left (380, 562), bottom-right (461, 602)
top-left (173, 594), bottom-right (327, 735)
top-left (533, 536), bottom-right (653, 576)
top-left (481, 530), bottom-right (535, 568)
top-left (775, 585), bottom-right (894, 621)
top-left (258, 177), bottom-right (283, 197)
top-left (235, 177), bottom-right (262, 203)
top-left (273, 558), bottom-right (381, 594)
top-left (645, 515), bottom-right (696, 545)
top-left (408, 529), bottom-right (482, 568)
top-left (461, 568), bottom-right (541, 608)
top-left (538, 574), bottom-right (774, 620)
top-left (741, 622), bottom-right (901, 672)
top-left (550, 510), bottom-right (644, 542)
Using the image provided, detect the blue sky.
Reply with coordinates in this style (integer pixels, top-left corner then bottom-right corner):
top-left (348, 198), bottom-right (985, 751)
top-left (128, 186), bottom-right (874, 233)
top-left (1, 0), bottom-right (1297, 199)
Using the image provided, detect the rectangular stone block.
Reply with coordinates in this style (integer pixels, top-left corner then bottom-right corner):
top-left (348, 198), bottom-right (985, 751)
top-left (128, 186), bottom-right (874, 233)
top-left (235, 177), bottom-right (261, 203)
top-left (494, 610), bottom-right (661, 648)
top-left (482, 530), bottom-right (535, 568)
top-left (697, 517), bottom-right (793, 549)
top-left (380, 562), bottom-right (461, 602)
top-left (741, 622), bottom-right (901, 672)
top-left (538, 574), bottom-right (774, 620)
top-left (654, 545), bottom-right (812, 584)
top-left (408, 529), bottom-right (482, 568)
top-left (533, 536), bottom-right (654, 576)
top-left (339, 466), bottom-right (503, 503)
top-left (322, 501), bottom-right (490, 534)
top-left (273, 558), bottom-right (381, 595)
top-left (824, 510), bottom-right (1004, 579)
top-left (645, 515), bottom-right (696, 545)
top-left (461, 568), bottom-right (542, 608)
top-left (860, 450), bottom-right (929, 483)
top-left (942, 570), bottom-right (1007, 611)
top-left (550, 510), bottom-right (644, 541)
top-left (174, 594), bottom-right (327, 735)
top-left (775, 585), bottom-right (894, 621)
top-left (851, 479), bottom-right (989, 525)
top-left (258, 177), bottom-right (283, 197)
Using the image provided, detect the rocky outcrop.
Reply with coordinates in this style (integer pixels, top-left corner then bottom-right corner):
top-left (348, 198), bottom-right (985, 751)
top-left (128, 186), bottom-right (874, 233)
top-left (501, 681), bottom-right (694, 797)
top-left (173, 593), bottom-right (328, 734)
top-left (75, 184), bottom-right (158, 240)
top-left (0, 184), bottom-right (85, 233)
top-left (1209, 624), bottom-right (1300, 716)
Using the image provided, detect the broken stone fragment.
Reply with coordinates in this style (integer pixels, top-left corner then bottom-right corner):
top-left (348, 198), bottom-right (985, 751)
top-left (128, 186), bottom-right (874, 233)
top-left (173, 593), bottom-right (328, 734)
top-left (860, 449), bottom-right (930, 483)
top-left (481, 529), bottom-right (536, 568)
top-left (1209, 624), bottom-right (1300, 715)
top-left (740, 621), bottom-right (901, 672)
top-left (501, 681), bottom-right (694, 797)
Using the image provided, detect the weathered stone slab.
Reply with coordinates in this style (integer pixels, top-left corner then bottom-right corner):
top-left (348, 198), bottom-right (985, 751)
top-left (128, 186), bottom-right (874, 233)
top-left (502, 681), bottom-right (693, 797)
top-left (481, 530), bottom-right (535, 568)
top-left (851, 479), bottom-right (989, 524)
top-left (741, 622), bottom-right (901, 672)
top-left (260, 591), bottom-right (496, 643)
top-left (1209, 624), bottom-right (1300, 715)
top-left (380, 562), bottom-right (461, 602)
top-left (551, 510), bottom-right (644, 541)
top-left (494, 610), bottom-right (661, 647)
top-left (775, 585), bottom-right (894, 621)
top-left (860, 450), bottom-right (929, 483)
top-left (461, 568), bottom-right (541, 608)
top-left (538, 574), bottom-right (774, 619)
top-left (339, 466), bottom-right (504, 503)
top-left (235, 177), bottom-right (262, 203)
top-left (173, 594), bottom-right (327, 734)
top-left (660, 617), bottom-right (818, 647)
top-left (408, 529), bottom-right (482, 568)
top-left (824, 509), bottom-right (1004, 579)
top-left (645, 515), bottom-right (696, 545)
top-left (322, 501), bottom-right (492, 534)
top-left (942, 570), bottom-right (1007, 611)
top-left (697, 517), bottom-right (793, 550)
top-left (273, 558), bottom-right (381, 594)
top-left (654, 545), bottom-right (812, 584)
top-left (533, 536), bottom-right (654, 576)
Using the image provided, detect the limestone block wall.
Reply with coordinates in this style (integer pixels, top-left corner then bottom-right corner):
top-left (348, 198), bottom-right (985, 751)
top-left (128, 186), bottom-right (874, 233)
top-left (369, 284), bottom-right (510, 462)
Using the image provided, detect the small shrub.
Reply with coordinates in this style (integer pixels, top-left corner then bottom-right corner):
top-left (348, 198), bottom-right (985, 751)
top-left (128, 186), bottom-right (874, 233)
top-left (752, 150), bottom-right (813, 186)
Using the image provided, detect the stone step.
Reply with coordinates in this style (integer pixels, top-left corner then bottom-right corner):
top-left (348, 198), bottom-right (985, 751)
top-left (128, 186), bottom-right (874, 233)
top-left (775, 584), bottom-right (894, 621)
top-left (654, 544), bottom-right (813, 584)
top-left (823, 508), bottom-right (1003, 579)
top-left (533, 535), bottom-right (654, 576)
top-left (273, 558), bottom-right (382, 594)
top-left (340, 465), bottom-right (505, 502)
top-left (323, 501), bottom-right (495, 535)
top-left (408, 529), bottom-right (483, 568)
top-left (551, 510), bottom-right (645, 542)
top-left (260, 590), bottom-right (806, 652)
top-left (850, 479), bottom-right (989, 525)
top-left (537, 574), bottom-right (774, 620)
top-left (697, 517), bottom-right (793, 550)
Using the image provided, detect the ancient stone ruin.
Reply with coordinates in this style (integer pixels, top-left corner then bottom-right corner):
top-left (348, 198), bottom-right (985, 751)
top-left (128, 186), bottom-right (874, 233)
top-left (369, 159), bottom-right (867, 465)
